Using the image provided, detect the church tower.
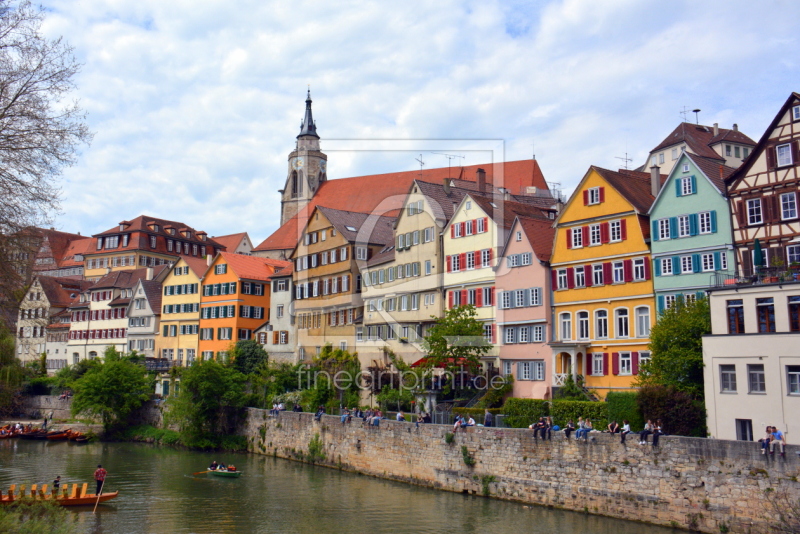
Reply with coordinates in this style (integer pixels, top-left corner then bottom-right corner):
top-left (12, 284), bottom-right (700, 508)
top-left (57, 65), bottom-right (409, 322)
top-left (280, 90), bottom-right (328, 226)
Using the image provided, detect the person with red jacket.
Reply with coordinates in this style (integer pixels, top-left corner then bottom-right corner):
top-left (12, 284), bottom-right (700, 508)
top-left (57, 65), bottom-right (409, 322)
top-left (94, 464), bottom-right (107, 495)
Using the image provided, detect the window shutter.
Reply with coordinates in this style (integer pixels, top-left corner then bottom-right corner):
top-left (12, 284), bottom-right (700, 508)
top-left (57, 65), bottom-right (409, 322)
top-left (713, 251), bottom-right (721, 271)
top-left (459, 222), bottom-right (465, 236)
top-left (551, 270), bottom-right (557, 289)
top-left (632, 352), bottom-right (640, 375)
top-left (612, 353), bottom-right (620, 375)
top-left (766, 146), bottom-right (776, 170)
top-left (657, 295), bottom-right (665, 314)
top-left (272, 331), bottom-right (279, 344)
top-left (599, 187), bottom-right (605, 202)
top-left (582, 190), bottom-right (589, 205)
top-left (669, 217), bottom-right (678, 239)
top-left (620, 219), bottom-right (627, 240)
top-left (763, 195), bottom-right (774, 223)
top-left (582, 225), bottom-right (589, 244)
top-left (490, 286), bottom-right (495, 306)
top-left (487, 248), bottom-right (493, 263)
top-left (459, 253), bottom-right (467, 269)
top-left (690, 176), bottom-right (697, 194)
top-left (689, 214), bottom-right (698, 235)
top-left (602, 262), bottom-right (612, 284)
top-left (566, 267), bottom-right (575, 289)
top-left (448, 291), bottom-right (454, 309)
top-left (672, 256), bottom-right (680, 275)
top-left (586, 354), bottom-right (593, 375)
top-left (584, 265), bottom-right (593, 287)
top-left (601, 222), bottom-right (610, 243)
top-left (742, 249), bottom-right (752, 276)
top-left (793, 140), bottom-right (800, 164)
top-left (566, 229), bottom-right (573, 249)
top-left (651, 220), bottom-right (659, 241)
top-left (644, 258), bottom-right (651, 280)
top-left (476, 289), bottom-right (483, 307)
top-left (654, 258), bottom-right (661, 277)
top-left (692, 254), bottom-right (701, 273)
top-left (735, 200), bottom-right (746, 226)
top-left (675, 178), bottom-right (682, 197)
top-left (460, 289), bottom-right (468, 305)
top-left (491, 324), bottom-right (497, 344)
top-left (450, 225), bottom-right (455, 238)
top-left (523, 288), bottom-right (531, 307)
top-left (445, 255), bottom-right (451, 273)
top-left (602, 353), bottom-right (609, 376)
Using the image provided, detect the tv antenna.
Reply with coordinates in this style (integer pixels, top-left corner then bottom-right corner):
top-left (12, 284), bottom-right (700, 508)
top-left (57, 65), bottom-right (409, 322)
top-left (680, 106), bottom-right (694, 122)
top-left (414, 154), bottom-right (425, 178)
top-left (431, 152), bottom-right (465, 179)
top-left (615, 141), bottom-right (632, 170)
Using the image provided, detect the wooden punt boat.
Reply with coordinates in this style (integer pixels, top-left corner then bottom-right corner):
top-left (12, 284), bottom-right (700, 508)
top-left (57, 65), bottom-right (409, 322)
top-left (207, 469), bottom-right (242, 478)
top-left (19, 431), bottom-right (48, 440)
top-left (0, 483), bottom-right (119, 506)
top-left (46, 430), bottom-right (72, 441)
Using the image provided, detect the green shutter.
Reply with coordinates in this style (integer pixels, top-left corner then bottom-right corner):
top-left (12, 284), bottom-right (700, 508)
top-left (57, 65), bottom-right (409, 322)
top-left (710, 211), bottom-right (718, 233)
top-left (652, 220), bottom-right (659, 241)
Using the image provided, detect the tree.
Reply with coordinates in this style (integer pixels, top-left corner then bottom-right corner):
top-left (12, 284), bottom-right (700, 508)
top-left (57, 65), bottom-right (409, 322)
top-left (230, 339), bottom-right (268, 375)
top-left (70, 347), bottom-right (153, 432)
top-left (0, 0), bottom-right (91, 312)
top-left (165, 359), bottom-right (247, 446)
top-left (421, 305), bottom-right (490, 391)
top-left (0, 319), bottom-right (27, 417)
top-left (636, 297), bottom-right (710, 399)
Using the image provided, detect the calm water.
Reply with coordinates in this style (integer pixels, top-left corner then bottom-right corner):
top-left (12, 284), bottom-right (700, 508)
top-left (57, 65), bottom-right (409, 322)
top-left (0, 439), bottom-right (679, 534)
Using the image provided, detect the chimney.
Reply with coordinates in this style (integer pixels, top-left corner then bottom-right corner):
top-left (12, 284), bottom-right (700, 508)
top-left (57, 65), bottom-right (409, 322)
top-left (733, 123), bottom-right (738, 132)
top-left (443, 178), bottom-right (451, 196)
top-left (719, 165), bottom-right (724, 180)
top-left (503, 190), bottom-right (511, 201)
top-left (146, 267), bottom-right (154, 281)
top-left (650, 165), bottom-right (661, 198)
top-left (713, 123), bottom-right (719, 136)
top-left (476, 168), bottom-right (486, 192)
top-left (207, 254), bottom-right (213, 266)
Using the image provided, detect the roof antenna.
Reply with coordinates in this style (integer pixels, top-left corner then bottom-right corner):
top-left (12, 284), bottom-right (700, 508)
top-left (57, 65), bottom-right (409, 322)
top-left (692, 109), bottom-right (701, 125)
top-left (615, 142), bottom-right (632, 170)
top-left (431, 152), bottom-right (465, 179)
top-left (532, 141), bottom-right (536, 160)
top-left (680, 106), bottom-right (691, 122)
top-left (415, 154), bottom-right (425, 178)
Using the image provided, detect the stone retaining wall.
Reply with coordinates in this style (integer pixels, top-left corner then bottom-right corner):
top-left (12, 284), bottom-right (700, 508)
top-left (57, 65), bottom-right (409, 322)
top-left (20, 395), bottom-right (163, 427)
top-left (242, 409), bottom-right (799, 533)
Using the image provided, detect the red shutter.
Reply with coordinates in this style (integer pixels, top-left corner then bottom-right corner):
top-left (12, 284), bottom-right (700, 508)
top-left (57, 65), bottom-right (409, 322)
top-left (584, 265), bottom-right (593, 287)
top-left (586, 354), bottom-right (593, 375)
top-left (446, 255), bottom-right (451, 272)
top-left (459, 253), bottom-right (467, 269)
top-left (602, 262), bottom-right (612, 284)
top-left (793, 141), bottom-right (800, 165)
top-left (487, 248), bottom-right (493, 263)
top-left (459, 222), bottom-right (465, 236)
top-left (460, 290), bottom-right (468, 305)
top-left (448, 291), bottom-right (454, 309)
top-left (766, 146), bottom-right (776, 170)
top-left (623, 259), bottom-right (633, 282)
top-left (632, 352), bottom-right (640, 375)
top-left (644, 258), bottom-right (651, 280)
top-left (491, 324), bottom-right (497, 344)
top-left (451, 225), bottom-right (456, 238)
top-left (620, 219), bottom-right (627, 240)
top-left (583, 190), bottom-right (589, 205)
top-left (602, 353), bottom-right (609, 376)
top-left (601, 223), bottom-right (610, 244)
top-left (551, 270), bottom-right (558, 289)
top-left (612, 353), bottom-right (620, 375)
top-left (763, 195), bottom-right (773, 223)
top-left (566, 229), bottom-right (573, 249)
top-left (476, 288), bottom-right (483, 307)
top-left (599, 187), bottom-right (605, 202)
top-left (483, 217), bottom-right (489, 232)
top-left (581, 226), bottom-right (589, 245)
top-left (490, 286), bottom-right (495, 306)
top-left (273, 331), bottom-right (279, 344)
top-left (566, 267), bottom-right (575, 289)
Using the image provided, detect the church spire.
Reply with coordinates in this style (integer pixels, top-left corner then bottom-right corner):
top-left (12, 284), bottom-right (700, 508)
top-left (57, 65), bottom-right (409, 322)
top-left (298, 88), bottom-right (319, 139)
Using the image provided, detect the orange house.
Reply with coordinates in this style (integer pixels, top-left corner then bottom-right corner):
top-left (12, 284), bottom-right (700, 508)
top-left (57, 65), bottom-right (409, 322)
top-left (198, 252), bottom-right (290, 360)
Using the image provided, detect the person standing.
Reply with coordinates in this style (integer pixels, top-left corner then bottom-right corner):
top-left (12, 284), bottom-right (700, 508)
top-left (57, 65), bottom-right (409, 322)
top-left (94, 464), bottom-right (107, 496)
top-left (483, 410), bottom-right (493, 428)
top-left (53, 476), bottom-right (61, 491)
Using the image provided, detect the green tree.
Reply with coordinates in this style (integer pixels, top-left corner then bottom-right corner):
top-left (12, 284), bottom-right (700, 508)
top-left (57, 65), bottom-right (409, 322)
top-left (165, 359), bottom-right (247, 446)
top-left (0, 320), bottom-right (28, 417)
top-left (0, 499), bottom-right (79, 534)
top-left (230, 339), bottom-right (269, 375)
top-left (636, 297), bottom-right (710, 399)
top-left (70, 347), bottom-right (153, 432)
top-left (421, 305), bottom-right (489, 390)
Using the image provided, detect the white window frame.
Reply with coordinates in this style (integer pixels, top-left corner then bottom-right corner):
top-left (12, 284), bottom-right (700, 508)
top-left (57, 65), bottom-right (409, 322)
top-left (609, 220), bottom-right (621, 242)
top-left (577, 311), bottom-right (589, 340)
top-left (595, 310), bottom-right (608, 339)
top-left (574, 266), bottom-right (585, 288)
top-left (635, 306), bottom-right (650, 338)
top-left (557, 269), bottom-right (568, 290)
top-left (615, 308), bottom-right (629, 339)
top-left (660, 257), bottom-right (673, 276)
top-left (747, 198), bottom-right (763, 225)
top-left (613, 262), bottom-right (624, 283)
top-left (559, 312), bottom-right (572, 341)
top-left (571, 227), bottom-right (583, 248)
top-left (532, 325), bottom-right (544, 342)
top-left (678, 215), bottom-right (690, 238)
top-left (680, 177), bottom-right (693, 196)
top-left (777, 143), bottom-right (793, 167)
top-left (701, 253), bottom-right (715, 272)
top-left (658, 219), bottom-right (671, 240)
top-left (699, 211), bottom-right (712, 234)
top-left (589, 224), bottom-right (601, 245)
top-left (619, 352), bottom-right (632, 376)
top-left (681, 255), bottom-right (693, 274)
top-left (592, 354), bottom-right (604, 376)
top-left (633, 258), bottom-right (645, 281)
top-left (781, 192), bottom-right (798, 220)
top-left (587, 187), bottom-right (600, 205)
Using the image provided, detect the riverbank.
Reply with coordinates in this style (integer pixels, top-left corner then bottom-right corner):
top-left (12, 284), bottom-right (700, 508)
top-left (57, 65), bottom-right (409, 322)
top-left (242, 408), bottom-right (797, 534)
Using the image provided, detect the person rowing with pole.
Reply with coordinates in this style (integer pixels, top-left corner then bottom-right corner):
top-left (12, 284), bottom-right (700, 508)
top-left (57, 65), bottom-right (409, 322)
top-left (93, 464), bottom-right (107, 513)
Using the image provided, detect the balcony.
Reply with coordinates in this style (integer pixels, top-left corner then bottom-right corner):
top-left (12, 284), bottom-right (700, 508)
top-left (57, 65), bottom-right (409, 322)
top-left (144, 358), bottom-right (185, 372)
top-left (712, 267), bottom-right (800, 289)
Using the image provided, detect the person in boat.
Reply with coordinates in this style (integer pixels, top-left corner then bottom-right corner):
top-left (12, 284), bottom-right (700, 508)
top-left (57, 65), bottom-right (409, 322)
top-left (53, 476), bottom-right (61, 491)
top-left (94, 464), bottom-right (107, 496)
top-left (218, 462), bottom-right (227, 471)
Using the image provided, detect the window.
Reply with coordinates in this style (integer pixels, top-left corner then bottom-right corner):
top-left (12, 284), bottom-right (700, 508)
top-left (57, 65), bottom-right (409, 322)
top-left (520, 253), bottom-right (532, 266)
top-left (619, 352), bottom-right (632, 375)
top-left (790, 296), bottom-right (800, 332)
top-left (639, 351), bottom-right (651, 369)
top-left (794, 105), bottom-right (800, 121)
top-left (659, 153), bottom-right (664, 164)
top-left (615, 308), bottom-right (629, 338)
top-left (789, 245), bottom-right (800, 266)
top-left (723, 299), bottom-right (744, 334)
top-left (748, 364), bottom-right (765, 393)
top-left (781, 192), bottom-right (798, 220)
top-left (735, 146), bottom-right (741, 158)
top-left (516, 231), bottom-right (522, 241)
top-left (482, 287), bottom-right (493, 307)
top-left (559, 313), bottom-right (571, 341)
top-left (681, 256), bottom-right (693, 274)
top-left (592, 354), bottom-right (604, 376)
top-left (587, 187), bottom-right (601, 205)
top-left (502, 361), bottom-right (512, 377)
top-left (787, 365), bottom-right (800, 395)
top-left (557, 269), bottom-right (568, 290)
top-left (356, 247), bottom-right (368, 260)
top-left (481, 249), bottom-right (491, 268)
top-left (595, 310), bottom-right (608, 339)
top-left (660, 257), bottom-right (673, 276)
top-left (676, 215), bottom-right (689, 238)
top-left (635, 307), bottom-right (650, 337)
top-left (633, 258), bottom-right (645, 280)
top-left (150, 236), bottom-right (156, 248)
top-left (589, 224), bottom-right (601, 245)
top-left (530, 325), bottom-right (542, 342)
top-left (424, 227), bottom-right (433, 242)
top-left (658, 219), bottom-right (671, 240)
top-left (682, 163), bottom-right (690, 172)
top-left (609, 220), bottom-right (621, 242)
top-left (465, 221), bottom-right (473, 236)
top-left (574, 266), bottom-right (585, 288)
top-left (577, 311), bottom-right (589, 340)
top-left (215, 264), bottom-right (227, 275)
top-left (592, 264), bottom-right (603, 286)
top-left (680, 177), bottom-right (694, 196)
top-left (483, 324), bottom-right (493, 343)
top-left (466, 252), bottom-right (475, 270)
top-left (613, 262), bottom-right (624, 283)
top-left (719, 365), bottom-right (736, 393)
top-left (672, 148), bottom-right (678, 160)
top-left (777, 143), bottom-right (793, 167)
top-left (505, 327), bottom-right (515, 344)
top-left (571, 227), bottom-right (583, 248)
top-left (757, 298), bottom-right (776, 333)
top-left (699, 212), bottom-right (712, 234)
top-left (747, 198), bottom-right (762, 225)
top-left (518, 362), bottom-right (530, 380)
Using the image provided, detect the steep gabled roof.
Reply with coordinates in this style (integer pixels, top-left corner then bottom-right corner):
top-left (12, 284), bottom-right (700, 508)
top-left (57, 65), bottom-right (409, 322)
top-left (273, 265), bottom-right (294, 278)
top-left (316, 206), bottom-right (396, 246)
top-left (181, 256), bottom-right (211, 278)
top-left (37, 276), bottom-right (92, 307)
top-left (518, 217), bottom-right (556, 263)
top-left (689, 153), bottom-right (736, 193)
top-left (726, 92), bottom-right (800, 189)
top-left (210, 232), bottom-right (250, 252)
top-left (651, 122), bottom-right (756, 160)
top-left (139, 279), bottom-right (163, 314)
top-left (254, 159), bottom-right (549, 252)
top-left (219, 252), bottom-right (290, 282)
top-left (90, 265), bottom-right (169, 291)
top-left (59, 237), bottom-right (94, 268)
top-left (591, 167), bottom-right (666, 214)
top-left (469, 195), bottom-right (553, 230)
top-left (31, 229), bottom-right (85, 271)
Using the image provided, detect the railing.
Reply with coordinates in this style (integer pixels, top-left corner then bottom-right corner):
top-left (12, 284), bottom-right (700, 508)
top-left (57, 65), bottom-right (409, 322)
top-left (144, 359), bottom-right (184, 372)
top-left (712, 267), bottom-right (800, 289)
top-left (553, 373), bottom-right (568, 386)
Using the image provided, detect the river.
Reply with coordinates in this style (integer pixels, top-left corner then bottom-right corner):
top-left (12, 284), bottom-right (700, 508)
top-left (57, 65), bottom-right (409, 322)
top-left (0, 439), bottom-right (679, 534)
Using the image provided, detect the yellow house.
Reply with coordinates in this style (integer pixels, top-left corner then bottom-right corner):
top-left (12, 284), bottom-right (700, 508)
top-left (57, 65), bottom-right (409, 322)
top-left (550, 166), bottom-right (663, 399)
top-left (155, 256), bottom-right (208, 365)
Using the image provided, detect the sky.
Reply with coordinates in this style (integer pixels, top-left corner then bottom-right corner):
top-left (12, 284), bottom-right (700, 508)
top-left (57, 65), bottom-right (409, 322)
top-left (40, 0), bottom-right (800, 246)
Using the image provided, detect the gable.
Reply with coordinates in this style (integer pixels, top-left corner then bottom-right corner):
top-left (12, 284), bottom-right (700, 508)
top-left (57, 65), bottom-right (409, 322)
top-left (558, 168), bottom-right (637, 225)
top-left (649, 154), bottom-right (728, 217)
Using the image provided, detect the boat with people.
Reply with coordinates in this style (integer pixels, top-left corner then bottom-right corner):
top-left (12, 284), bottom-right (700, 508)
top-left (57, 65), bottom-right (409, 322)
top-left (0, 483), bottom-right (119, 506)
top-left (202, 462), bottom-right (242, 477)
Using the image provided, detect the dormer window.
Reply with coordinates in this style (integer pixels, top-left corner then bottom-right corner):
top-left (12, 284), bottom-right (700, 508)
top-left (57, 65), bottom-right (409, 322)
top-left (150, 236), bottom-right (157, 248)
top-left (119, 225), bottom-right (124, 231)
top-left (153, 225), bottom-right (160, 232)
top-left (122, 234), bottom-right (129, 247)
top-left (793, 105), bottom-right (800, 121)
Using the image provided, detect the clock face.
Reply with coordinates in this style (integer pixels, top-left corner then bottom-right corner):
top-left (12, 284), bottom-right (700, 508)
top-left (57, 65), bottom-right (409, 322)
top-left (292, 157), bottom-right (304, 170)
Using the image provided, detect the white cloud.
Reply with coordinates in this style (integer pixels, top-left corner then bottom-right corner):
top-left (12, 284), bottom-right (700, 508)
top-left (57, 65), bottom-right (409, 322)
top-left (37, 0), bottom-right (800, 244)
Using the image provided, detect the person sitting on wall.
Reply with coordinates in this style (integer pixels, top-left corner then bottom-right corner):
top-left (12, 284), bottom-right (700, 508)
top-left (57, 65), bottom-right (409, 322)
top-left (652, 420), bottom-right (663, 447)
top-left (540, 417), bottom-right (553, 441)
top-left (563, 420), bottom-right (575, 440)
top-left (396, 411), bottom-right (406, 422)
top-left (607, 420), bottom-right (619, 434)
top-left (341, 409), bottom-right (351, 425)
top-left (770, 426), bottom-right (786, 457)
top-left (620, 420), bottom-right (632, 444)
top-left (759, 426), bottom-right (773, 455)
top-left (574, 418), bottom-right (587, 440)
top-left (530, 418), bottom-right (545, 440)
top-left (467, 416), bottom-right (476, 427)
top-left (639, 420), bottom-right (653, 445)
top-left (314, 406), bottom-right (325, 421)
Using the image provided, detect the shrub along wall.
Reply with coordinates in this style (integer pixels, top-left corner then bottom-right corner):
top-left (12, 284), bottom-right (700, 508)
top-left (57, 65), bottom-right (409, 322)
top-left (501, 399), bottom-right (610, 429)
top-left (605, 392), bottom-right (644, 430)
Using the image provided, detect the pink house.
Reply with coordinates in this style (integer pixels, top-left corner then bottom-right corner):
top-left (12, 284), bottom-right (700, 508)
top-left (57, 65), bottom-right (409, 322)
top-left (495, 216), bottom-right (555, 399)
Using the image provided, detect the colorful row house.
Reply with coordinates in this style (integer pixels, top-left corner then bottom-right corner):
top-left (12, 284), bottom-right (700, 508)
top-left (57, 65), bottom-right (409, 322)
top-left (255, 265), bottom-right (296, 363)
top-left (155, 257), bottom-right (208, 365)
top-left (550, 167), bottom-right (662, 399)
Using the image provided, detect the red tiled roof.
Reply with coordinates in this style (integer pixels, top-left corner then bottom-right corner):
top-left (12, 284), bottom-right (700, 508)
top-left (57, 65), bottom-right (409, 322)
top-left (181, 256), bottom-right (211, 278)
top-left (30, 229), bottom-right (85, 271)
top-left (255, 159), bottom-right (549, 252)
top-left (517, 216), bottom-right (556, 263)
top-left (650, 123), bottom-right (755, 160)
top-left (59, 237), bottom-right (94, 268)
top-left (592, 167), bottom-right (666, 214)
top-left (210, 232), bottom-right (249, 252)
top-left (220, 252), bottom-right (291, 282)
top-left (273, 265), bottom-right (294, 277)
top-left (316, 206), bottom-right (396, 246)
top-left (139, 279), bottom-right (163, 314)
top-left (470, 195), bottom-right (553, 230)
top-left (88, 215), bottom-right (224, 257)
top-left (687, 153), bottom-right (736, 193)
top-left (90, 265), bottom-right (170, 291)
top-left (37, 276), bottom-right (92, 307)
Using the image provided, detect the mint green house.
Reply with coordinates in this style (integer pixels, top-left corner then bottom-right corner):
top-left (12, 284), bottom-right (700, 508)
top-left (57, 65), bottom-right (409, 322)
top-left (648, 152), bottom-right (736, 313)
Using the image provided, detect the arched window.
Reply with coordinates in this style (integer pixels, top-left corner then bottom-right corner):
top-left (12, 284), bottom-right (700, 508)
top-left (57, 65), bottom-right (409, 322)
top-left (559, 312), bottom-right (572, 341)
top-left (615, 308), bottom-right (629, 338)
top-left (88, 351), bottom-right (97, 360)
top-left (291, 170), bottom-right (303, 198)
top-left (577, 311), bottom-right (589, 340)
top-left (635, 306), bottom-right (651, 337)
top-left (595, 310), bottom-right (608, 339)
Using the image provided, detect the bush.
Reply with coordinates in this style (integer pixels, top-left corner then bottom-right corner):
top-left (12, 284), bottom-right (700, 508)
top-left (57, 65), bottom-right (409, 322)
top-left (606, 391), bottom-right (644, 431)
top-left (636, 385), bottom-right (706, 437)
top-left (502, 398), bottom-right (548, 428)
top-left (551, 400), bottom-right (608, 429)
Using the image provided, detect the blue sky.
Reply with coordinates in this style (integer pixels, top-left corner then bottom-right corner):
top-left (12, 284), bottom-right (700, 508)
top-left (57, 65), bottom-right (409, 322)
top-left (41, 0), bottom-right (800, 245)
